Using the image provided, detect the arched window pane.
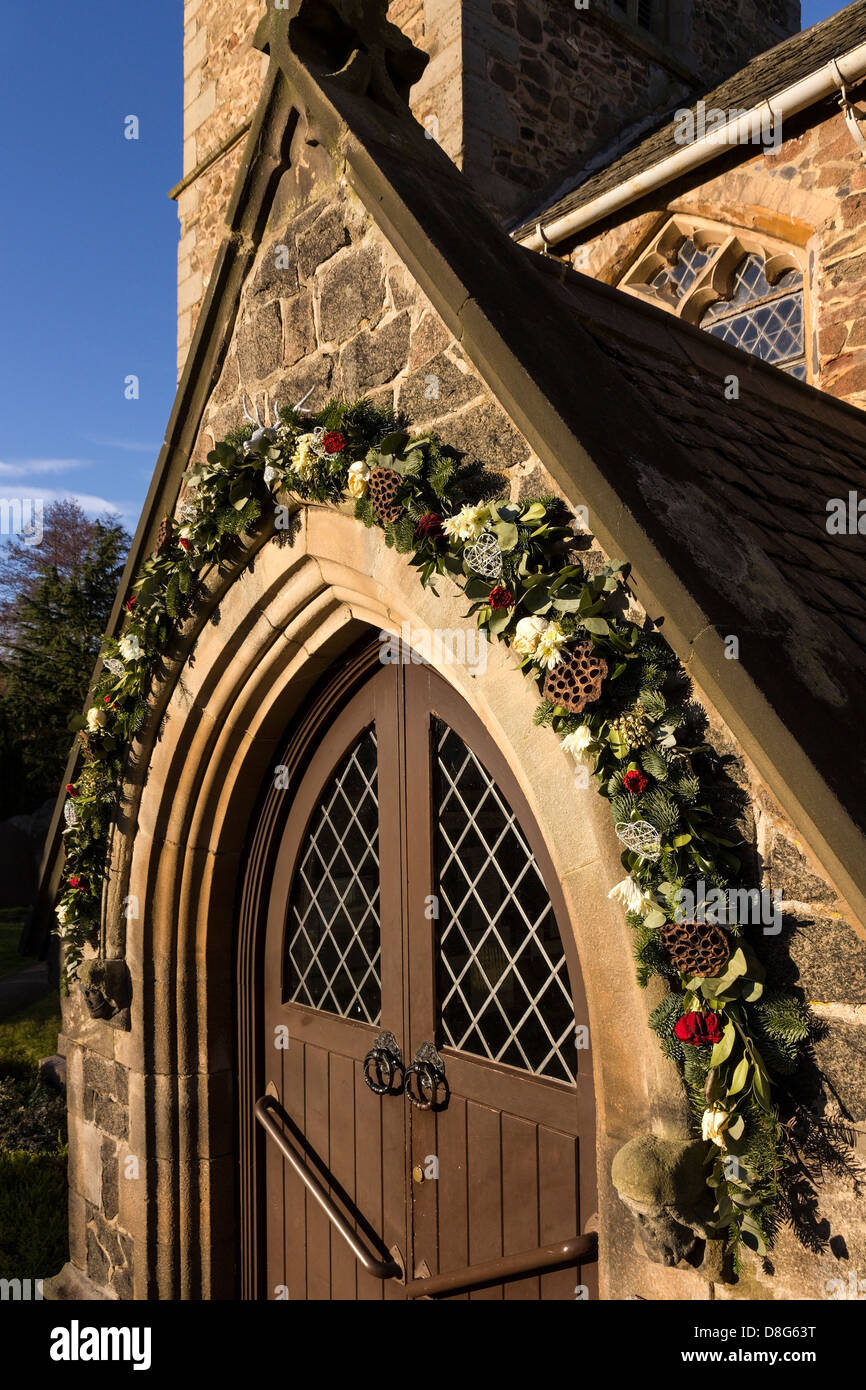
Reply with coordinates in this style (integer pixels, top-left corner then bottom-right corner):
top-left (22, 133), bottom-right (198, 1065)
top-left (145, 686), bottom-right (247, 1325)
top-left (284, 729), bottom-right (381, 1023)
top-left (700, 253), bottom-right (805, 376)
top-left (648, 237), bottom-right (718, 304)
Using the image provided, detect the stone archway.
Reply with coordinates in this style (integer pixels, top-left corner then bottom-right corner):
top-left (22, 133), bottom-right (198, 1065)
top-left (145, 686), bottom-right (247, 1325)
top-left (89, 503), bottom-right (691, 1299)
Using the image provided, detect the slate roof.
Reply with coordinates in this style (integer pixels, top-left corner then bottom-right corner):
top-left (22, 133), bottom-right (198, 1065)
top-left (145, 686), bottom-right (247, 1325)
top-left (512, 0), bottom-right (866, 241)
top-left (530, 251), bottom-right (866, 805)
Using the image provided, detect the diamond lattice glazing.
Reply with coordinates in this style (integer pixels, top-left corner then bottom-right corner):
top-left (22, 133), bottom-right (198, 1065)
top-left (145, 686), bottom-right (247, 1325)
top-left (284, 729), bottom-right (381, 1023)
top-left (433, 721), bottom-right (576, 1082)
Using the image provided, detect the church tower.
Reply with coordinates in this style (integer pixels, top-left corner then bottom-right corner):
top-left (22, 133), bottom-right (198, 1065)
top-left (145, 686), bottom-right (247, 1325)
top-left (174, 0), bottom-right (799, 373)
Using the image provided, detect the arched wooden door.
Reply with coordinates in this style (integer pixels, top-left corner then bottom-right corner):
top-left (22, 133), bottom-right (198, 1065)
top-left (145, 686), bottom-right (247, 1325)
top-left (255, 650), bottom-right (597, 1300)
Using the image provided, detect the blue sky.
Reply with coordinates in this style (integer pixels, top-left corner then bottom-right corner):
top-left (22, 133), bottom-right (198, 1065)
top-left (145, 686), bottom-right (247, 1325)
top-left (0, 0), bottom-right (854, 543)
top-left (0, 2), bottom-right (180, 536)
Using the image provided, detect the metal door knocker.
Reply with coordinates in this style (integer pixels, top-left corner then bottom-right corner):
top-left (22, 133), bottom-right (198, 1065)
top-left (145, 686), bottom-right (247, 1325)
top-left (405, 1042), bottom-right (448, 1110)
top-left (363, 1031), bottom-right (405, 1095)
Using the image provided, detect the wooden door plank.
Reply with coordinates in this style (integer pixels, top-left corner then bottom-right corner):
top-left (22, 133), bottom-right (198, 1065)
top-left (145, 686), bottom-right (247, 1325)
top-left (539, 1126), bottom-right (579, 1301)
top-left (435, 1095), bottom-right (468, 1299)
top-left (279, 1039), bottom-right (307, 1302)
top-left (354, 1060), bottom-right (385, 1301)
top-left (304, 1043), bottom-right (331, 1300)
top-left (328, 1051), bottom-right (358, 1301)
top-left (502, 1113), bottom-right (541, 1300)
top-left (466, 1102), bottom-right (503, 1301)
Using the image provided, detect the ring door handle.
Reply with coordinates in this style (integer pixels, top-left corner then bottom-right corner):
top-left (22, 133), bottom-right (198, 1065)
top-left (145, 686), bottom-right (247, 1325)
top-left (405, 1042), bottom-right (448, 1111)
top-left (363, 1030), bottom-right (404, 1095)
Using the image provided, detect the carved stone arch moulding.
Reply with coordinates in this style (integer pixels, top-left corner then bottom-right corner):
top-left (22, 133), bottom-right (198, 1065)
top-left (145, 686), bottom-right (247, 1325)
top-left (113, 502), bottom-right (685, 1300)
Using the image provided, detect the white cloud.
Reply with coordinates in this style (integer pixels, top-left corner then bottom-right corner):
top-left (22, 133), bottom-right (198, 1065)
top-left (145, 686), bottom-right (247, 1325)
top-left (86, 436), bottom-right (161, 455)
top-left (0, 484), bottom-right (143, 528)
top-left (0, 458), bottom-right (88, 477)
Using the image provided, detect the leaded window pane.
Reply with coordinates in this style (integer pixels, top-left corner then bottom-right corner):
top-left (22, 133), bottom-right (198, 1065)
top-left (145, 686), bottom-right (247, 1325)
top-left (284, 728), bottom-right (381, 1023)
top-left (700, 253), bottom-right (805, 374)
top-left (648, 237), bottom-right (718, 304)
top-left (433, 720), bottom-right (576, 1083)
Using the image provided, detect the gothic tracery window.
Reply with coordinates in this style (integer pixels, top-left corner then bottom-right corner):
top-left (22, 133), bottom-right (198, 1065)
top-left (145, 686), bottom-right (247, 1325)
top-left (619, 216), bottom-right (809, 381)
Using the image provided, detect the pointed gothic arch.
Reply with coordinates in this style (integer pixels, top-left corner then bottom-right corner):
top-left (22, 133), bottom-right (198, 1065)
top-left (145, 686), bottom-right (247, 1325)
top-left (107, 503), bottom-right (683, 1298)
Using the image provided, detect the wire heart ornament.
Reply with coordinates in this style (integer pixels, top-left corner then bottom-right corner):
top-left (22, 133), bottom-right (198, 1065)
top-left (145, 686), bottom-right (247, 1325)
top-left (464, 531), bottom-right (504, 581)
top-left (615, 820), bottom-right (662, 860)
top-left (63, 800), bottom-right (78, 830)
top-left (103, 658), bottom-right (126, 679)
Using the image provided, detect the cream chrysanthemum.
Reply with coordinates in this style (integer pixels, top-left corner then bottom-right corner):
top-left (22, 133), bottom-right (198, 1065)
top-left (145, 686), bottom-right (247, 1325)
top-left (536, 620), bottom-right (567, 671)
top-left (442, 504), bottom-right (490, 543)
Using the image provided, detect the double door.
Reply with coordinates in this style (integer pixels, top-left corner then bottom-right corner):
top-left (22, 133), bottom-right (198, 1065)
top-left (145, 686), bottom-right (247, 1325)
top-left (261, 657), bottom-right (596, 1299)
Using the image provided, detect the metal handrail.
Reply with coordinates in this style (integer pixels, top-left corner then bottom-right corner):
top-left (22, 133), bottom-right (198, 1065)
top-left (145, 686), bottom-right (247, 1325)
top-left (404, 1233), bottom-right (598, 1299)
top-left (255, 1094), bottom-right (402, 1281)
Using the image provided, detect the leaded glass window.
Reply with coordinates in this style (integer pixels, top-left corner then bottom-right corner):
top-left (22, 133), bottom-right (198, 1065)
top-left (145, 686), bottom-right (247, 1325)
top-left (619, 216), bottom-right (809, 381)
top-left (433, 720), bottom-right (576, 1083)
top-left (284, 728), bottom-right (381, 1023)
top-left (700, 255), bottom-right (806, 378)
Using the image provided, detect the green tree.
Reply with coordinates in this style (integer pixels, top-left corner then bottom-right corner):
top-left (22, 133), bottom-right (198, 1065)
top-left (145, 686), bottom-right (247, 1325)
top-left (0, 515), bottom-right (129, 812)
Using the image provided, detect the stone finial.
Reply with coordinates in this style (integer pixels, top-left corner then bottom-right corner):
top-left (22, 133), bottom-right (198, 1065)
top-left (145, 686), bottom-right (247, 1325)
top-left (255, 0), bottom-right (429, 115)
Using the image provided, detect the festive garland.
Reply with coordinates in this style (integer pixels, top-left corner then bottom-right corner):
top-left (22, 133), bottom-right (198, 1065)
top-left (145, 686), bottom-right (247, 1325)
top-left (57, 395), bottom-right (811, 1261)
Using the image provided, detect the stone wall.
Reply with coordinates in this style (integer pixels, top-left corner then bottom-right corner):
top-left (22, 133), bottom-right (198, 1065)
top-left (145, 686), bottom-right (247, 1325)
top-left (176, 0), bottom-right (267, 376)
top-left (64, 1040), bottom-right (132, 1299)
top-left (178, 0), bottom-right (799, 373)
top-left (688, 0), bottom-right (799, 79)
top-left (566, 92), bottom-right (866, 411)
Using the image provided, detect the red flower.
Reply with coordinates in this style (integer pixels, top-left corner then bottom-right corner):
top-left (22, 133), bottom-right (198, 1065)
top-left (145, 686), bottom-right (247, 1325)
top-left (415, 513), bottom-right (445, 543)
top-left (623, 768), bottom-right (649, 795)
top-left (322, 431), bottom-right (346, 454)
top-left (489, 586), bottom-right (514, 611)
top-left (103, 695), bottom-right (112, 704)
top-left (179, 538), bottom-right (190, 552)
top-left (674, 1011), bottom-right (724, 1047)
top-left (68, 876), bottom-right (86, 891)
top-left (125, 595), bottom-right (137, 612)
top-left (65, 784), bottom-right (77, 797)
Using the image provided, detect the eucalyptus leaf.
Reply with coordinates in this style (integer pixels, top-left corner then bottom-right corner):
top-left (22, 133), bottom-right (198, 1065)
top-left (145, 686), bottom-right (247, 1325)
top-left (523, 585), bottom-right (551, 615)
top-left (493, 521), bottom-right (519, 552)
top-left (709, 1020), bottom-right (735, 1067)
top-left (728, 1057), bottom-right (750, 1096)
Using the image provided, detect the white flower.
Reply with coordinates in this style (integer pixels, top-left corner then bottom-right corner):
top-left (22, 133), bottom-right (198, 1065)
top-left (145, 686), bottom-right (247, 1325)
top-left (118, 634), bottom-right (140, 663)
top-left (56, 902), bottom-right (69, 927)
top-left (536, 620), bottom-right (567, 670)
top-left (702, 1108), bottom-right (730, 1148)
top-left (442, 504), bottom-right (489, 543)
top-left (263, 465), bottom-right (279, 486)
top-left (512, 615), bottom-right (547, 657)
top-left (86, 706), bottom-right (108, 734)
top-left (561, 725), bottom-right (594, 762)
top-left (608, 876), bottom-right (657, 917)
top-left (347, 459), bottom-right (370, 499)
top-left (291, 433), bottom-right (319, 478)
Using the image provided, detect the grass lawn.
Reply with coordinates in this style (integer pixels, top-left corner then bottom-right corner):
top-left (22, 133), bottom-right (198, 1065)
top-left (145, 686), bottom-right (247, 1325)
top-left (0, 992), bottom-right (68, 1281)
top-left (0, 908), bottom-right (35, 982)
